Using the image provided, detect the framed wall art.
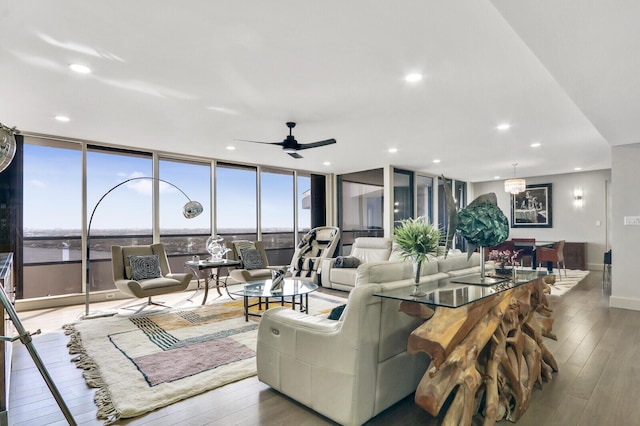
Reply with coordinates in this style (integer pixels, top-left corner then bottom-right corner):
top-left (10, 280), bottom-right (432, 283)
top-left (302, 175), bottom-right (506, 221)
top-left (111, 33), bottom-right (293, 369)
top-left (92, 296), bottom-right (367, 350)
top-left (511, 183), bottom-right (552, 228)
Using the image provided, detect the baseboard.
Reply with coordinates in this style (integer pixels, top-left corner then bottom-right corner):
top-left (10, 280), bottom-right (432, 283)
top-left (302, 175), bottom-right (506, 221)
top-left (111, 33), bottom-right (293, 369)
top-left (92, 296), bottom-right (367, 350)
top-left (609, 295), bottom-right (640, 311)
top-left (15, 280), bottom-right (200, 312)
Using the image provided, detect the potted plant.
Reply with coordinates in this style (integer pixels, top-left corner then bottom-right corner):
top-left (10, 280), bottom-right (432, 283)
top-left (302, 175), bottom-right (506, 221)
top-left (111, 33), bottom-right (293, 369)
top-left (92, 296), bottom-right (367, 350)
top-left (393, 216), bottom-right (443, 296)
top-left (488, 249), bottom-right (521, 274)
top-left (456, 193), bottom-right (509, 277)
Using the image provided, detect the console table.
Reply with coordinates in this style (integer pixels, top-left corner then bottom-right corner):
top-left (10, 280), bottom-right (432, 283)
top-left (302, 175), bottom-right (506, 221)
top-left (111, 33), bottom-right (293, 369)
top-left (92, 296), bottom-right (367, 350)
top-left (375, 270), bottom-right (557, 424)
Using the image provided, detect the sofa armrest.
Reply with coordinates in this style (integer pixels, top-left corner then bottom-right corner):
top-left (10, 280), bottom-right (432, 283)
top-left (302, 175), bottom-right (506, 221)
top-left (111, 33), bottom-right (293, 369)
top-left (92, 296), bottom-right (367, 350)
top-left (321, 258), bottom-right (337, 287)
top-left (258, 307), bottom-right (357, 372)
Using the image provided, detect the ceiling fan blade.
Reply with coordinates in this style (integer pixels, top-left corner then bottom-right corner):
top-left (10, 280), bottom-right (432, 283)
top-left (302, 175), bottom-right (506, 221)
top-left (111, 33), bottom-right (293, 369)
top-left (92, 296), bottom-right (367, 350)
top-left (235, 139), bottom-right (284, 147)
top-left (288, 152), bottom-right (303, 159)
top-left (295, 139), bottom-right (337, 150)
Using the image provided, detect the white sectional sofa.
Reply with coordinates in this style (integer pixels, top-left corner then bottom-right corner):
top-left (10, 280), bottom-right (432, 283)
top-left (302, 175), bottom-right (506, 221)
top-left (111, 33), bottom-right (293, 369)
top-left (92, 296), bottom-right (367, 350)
top-left (256, 249), bottom-right (495, 425)
top-left (322, 236), bottom-right (492, 292)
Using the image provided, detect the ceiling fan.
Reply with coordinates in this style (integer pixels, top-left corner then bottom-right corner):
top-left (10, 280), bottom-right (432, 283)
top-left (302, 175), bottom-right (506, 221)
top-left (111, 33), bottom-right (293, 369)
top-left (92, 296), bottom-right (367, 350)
top-left (237, 122), bottom-right (336, 159)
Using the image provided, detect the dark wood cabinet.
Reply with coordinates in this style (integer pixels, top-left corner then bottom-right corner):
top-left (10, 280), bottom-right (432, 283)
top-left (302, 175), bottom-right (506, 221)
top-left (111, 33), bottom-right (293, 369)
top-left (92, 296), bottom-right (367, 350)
top-left (564, 242), bottom-right (587, 270)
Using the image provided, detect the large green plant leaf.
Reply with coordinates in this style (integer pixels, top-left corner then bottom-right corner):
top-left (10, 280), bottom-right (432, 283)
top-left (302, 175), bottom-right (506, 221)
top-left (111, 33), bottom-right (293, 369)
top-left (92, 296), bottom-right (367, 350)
top-left (457, 202), bottom-right (509, 247)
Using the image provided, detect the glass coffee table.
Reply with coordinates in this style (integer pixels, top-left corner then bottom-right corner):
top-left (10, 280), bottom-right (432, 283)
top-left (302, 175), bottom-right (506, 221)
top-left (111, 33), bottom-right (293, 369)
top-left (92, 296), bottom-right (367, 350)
top-left (230, 279), bottom-right (318, 321)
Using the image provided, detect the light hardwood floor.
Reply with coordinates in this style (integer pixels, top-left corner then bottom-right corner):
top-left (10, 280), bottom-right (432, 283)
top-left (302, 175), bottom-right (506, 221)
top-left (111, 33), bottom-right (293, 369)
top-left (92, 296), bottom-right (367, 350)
top-left (8, 272), bottom-right (639, 425)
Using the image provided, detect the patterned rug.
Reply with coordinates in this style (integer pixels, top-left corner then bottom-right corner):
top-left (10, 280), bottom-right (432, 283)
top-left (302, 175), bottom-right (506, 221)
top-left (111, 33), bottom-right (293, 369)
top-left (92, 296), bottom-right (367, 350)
top-left (545, 269), bottom-right (590, 296)
top-left (64, 291), bottom-right (346, 424)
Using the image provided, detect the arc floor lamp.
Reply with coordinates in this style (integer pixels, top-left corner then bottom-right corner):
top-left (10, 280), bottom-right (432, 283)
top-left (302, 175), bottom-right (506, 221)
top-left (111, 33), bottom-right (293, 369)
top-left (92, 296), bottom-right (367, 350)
top-left (84, 177), bottom-right (203, 318)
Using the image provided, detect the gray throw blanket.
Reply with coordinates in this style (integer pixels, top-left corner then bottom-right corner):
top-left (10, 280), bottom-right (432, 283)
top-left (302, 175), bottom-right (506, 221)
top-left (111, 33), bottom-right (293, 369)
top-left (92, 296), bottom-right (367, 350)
top-left (335, 256), bottom-right (360, 268)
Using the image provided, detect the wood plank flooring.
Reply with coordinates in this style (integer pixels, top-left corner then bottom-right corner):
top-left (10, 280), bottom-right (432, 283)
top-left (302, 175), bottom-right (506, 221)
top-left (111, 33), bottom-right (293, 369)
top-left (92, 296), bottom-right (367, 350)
top-left (8, 273), bottom-right (638, 425)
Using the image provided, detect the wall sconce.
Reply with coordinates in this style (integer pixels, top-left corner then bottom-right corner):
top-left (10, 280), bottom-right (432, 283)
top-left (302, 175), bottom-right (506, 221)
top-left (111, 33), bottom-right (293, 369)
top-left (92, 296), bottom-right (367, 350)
top-left (573, 187), bottom-right (583, 208)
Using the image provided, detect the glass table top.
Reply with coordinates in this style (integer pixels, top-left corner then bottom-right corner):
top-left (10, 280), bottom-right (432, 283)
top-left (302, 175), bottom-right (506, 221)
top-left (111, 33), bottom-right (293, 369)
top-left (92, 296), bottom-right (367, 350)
top-left (230, 279), bottom-right (318, 298)
top-left (374, 269), bottom-right (547, 309)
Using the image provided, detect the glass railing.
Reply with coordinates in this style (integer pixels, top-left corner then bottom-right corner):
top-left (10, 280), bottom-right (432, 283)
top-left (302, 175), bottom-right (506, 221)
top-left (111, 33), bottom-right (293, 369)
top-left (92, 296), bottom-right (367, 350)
top-left (21, 231), bottom-right (302, 300)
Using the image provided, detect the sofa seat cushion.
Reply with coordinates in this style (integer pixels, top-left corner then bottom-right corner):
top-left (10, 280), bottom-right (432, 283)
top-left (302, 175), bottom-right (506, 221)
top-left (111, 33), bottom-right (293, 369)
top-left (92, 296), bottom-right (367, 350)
top-left (331, 268), bottom-right (358, 287)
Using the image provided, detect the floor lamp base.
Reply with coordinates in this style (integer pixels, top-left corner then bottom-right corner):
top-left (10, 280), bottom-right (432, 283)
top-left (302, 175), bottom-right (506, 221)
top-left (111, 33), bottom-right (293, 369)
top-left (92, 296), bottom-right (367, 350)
top-left (80, 310), bottom-right (118, 320)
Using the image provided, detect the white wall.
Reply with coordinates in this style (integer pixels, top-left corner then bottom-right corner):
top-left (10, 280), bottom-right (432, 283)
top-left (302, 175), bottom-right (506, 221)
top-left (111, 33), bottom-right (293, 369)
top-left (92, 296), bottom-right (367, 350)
top-left (472, 169), bottom-right (610, 270)
top-left (610, 144), bottom-right (640, 310)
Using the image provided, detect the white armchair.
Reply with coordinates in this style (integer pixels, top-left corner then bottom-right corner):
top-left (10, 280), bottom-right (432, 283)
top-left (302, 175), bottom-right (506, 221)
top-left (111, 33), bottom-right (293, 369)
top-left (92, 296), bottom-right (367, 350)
top-left (256, 274), bottom-right (429, 426)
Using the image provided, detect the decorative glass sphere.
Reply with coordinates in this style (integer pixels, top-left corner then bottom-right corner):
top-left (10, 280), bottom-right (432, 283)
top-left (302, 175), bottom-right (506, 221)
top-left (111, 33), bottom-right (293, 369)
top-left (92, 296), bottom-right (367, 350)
top-left (205, 235), bottom-right (230, 260)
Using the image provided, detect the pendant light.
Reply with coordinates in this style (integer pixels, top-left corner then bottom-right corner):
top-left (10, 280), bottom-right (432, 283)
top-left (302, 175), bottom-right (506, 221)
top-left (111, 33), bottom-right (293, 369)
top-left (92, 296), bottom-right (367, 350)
top-left (504, 163), bottom-right (526, 195)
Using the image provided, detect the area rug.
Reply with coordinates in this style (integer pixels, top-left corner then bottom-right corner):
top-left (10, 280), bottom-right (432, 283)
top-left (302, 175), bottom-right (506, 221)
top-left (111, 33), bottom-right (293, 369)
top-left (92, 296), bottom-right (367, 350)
top-left (546, 269), bottom-right (590, 296)
top-left (64, 291), bottom-right (346, 425)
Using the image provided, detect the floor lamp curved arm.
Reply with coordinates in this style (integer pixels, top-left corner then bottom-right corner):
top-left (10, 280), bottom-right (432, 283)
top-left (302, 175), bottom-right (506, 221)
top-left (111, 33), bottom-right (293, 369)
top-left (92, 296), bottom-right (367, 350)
top-left (84, 177), bottom-right (203, 318)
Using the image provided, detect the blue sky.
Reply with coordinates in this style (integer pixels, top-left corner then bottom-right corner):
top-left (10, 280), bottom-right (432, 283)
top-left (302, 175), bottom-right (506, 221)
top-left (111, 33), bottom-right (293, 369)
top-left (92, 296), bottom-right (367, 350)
top-left (23, 144), bottom-right (309, 231)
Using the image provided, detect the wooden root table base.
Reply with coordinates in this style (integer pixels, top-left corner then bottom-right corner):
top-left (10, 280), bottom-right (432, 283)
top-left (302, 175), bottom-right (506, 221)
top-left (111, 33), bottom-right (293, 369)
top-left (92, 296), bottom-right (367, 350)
top-left (399, 277), bottom-right (557, 425)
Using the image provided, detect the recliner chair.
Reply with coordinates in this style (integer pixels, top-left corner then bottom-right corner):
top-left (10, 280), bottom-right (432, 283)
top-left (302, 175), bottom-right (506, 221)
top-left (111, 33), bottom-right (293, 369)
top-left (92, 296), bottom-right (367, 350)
top-left (111, 243), bottom-right (192, 312)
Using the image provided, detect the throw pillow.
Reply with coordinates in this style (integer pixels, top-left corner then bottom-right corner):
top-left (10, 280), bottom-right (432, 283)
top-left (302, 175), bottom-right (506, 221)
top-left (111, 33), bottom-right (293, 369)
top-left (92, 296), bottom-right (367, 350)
top-left (129, 255), bottom-right (162, 280)
top-left (328, 304), bottom-right (346, 320)
top-left (335, 256), bottom-right (360, 268)
top-left (233, 240), bottom-right (255, 260)
top-left (240, 248), bottom-right (265, 270)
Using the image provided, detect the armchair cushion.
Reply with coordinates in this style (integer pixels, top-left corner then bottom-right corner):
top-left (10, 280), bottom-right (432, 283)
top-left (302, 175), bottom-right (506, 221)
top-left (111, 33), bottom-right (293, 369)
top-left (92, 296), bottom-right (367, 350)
top-left (240, 248), bottom-right (265, 270)
top-left (129, 254), bottom-right (162, 280)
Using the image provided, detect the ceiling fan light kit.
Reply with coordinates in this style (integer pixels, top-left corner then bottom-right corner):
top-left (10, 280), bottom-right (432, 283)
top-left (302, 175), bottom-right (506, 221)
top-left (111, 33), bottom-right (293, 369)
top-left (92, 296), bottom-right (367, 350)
top-left (237, 122), bottom-right (336, 159)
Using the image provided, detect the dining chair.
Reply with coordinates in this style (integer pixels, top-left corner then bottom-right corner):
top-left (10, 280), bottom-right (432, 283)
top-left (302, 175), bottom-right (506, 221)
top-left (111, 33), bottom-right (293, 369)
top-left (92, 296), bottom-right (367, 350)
top-left (511, 238), bottom-right (535, 267)
top-left (536, 240), bottom-right (567, 278)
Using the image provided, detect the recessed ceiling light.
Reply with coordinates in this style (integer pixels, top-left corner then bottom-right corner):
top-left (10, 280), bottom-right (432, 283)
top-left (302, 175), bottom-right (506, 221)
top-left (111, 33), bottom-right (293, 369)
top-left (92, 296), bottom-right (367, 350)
top-left (574, 167), bottom-right (582, 171)
top-left (530, 142), bottom-right (541, 148)
top-left (55, 115), bottom-right (70, 122)
top-left (323, 161), bottom-right (331, 166)
top-left (388, 148), bottom-right (398, 153)
top-left (433, 159), bottom-right (441, 164)
top-left (405, 73), bottom-right (423, 83)
top-left (69, 63), bottom-right (91, 74)
top-left (494, 176), bottom-right (500, 179)
top-left (226, 146), bottom-right (235, 151)
top-left (496, 123), bottom-right (511, 131)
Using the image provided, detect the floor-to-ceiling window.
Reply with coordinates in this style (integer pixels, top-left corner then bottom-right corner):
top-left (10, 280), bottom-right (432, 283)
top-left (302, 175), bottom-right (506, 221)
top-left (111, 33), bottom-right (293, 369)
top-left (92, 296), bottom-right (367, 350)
top-left (297, 172), bottom-right (311, 235)
top-left (19, 137), bottom-right (326, 305)
top-left (393, 168), bottom-right (414, 223)
top-left (417, 174), bottom-right (434, 224)
top-left (159, 158), bottom-right (211, 270)
top-left (215, 162), bottom-right (258, 246)
top-left (261, 167), bottom-right (294, 265)
top-left (22, 139), bottom-right (82, 298)
top-left (86, 146), bottom-right (153, 292)
top-left (338, 168), bottom-right (384, 252)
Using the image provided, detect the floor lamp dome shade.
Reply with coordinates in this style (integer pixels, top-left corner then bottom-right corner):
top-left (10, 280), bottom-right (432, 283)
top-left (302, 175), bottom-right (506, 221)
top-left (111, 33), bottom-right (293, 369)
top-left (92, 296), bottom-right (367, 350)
top-left (84, 176), bottom-right (203, 318)
top-left (0, 122), bottom-right (18, 173)
top-left (183, 200), bottom-right (204, 218)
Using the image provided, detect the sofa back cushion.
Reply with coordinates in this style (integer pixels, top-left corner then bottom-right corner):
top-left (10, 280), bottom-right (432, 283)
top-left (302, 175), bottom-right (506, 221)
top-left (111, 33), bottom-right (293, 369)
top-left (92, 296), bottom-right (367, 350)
top-left (351, 237), bottom-right (393, 264)
top-left (437, 252), bottom-right (480, 273)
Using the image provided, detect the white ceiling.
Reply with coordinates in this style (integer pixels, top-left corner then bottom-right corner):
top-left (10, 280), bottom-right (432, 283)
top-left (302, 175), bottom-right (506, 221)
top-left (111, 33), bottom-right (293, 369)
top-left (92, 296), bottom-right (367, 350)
top-left (1, 1), bottom-right (637, 183)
